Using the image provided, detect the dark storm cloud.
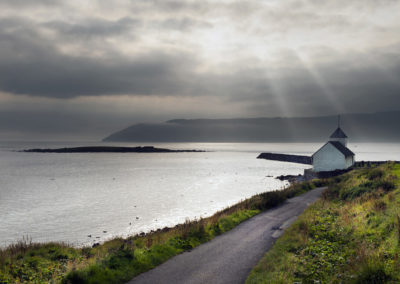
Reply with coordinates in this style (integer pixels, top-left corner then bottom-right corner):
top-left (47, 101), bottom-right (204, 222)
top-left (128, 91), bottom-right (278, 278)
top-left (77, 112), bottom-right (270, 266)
top-left (0, 0), bottom-right (399, 140)
top-left (126, 0), bottom-right (210, 13)
top-left (1, 14), bottom-right (400, 113)
top-left (44, 17), bottom-right (139, 39)
top-left (0, 15), bottom-right (262, 99)
top-left (0, 0), bottom-right (397, 104)
top-left (0, 0), bottom-right (62, 7)
top-left (0, 14), bottom-right (214, 98)
top-left (150, 17), bottom-right (213, 31)
top-left (0, 20), bottom-right (199, 97)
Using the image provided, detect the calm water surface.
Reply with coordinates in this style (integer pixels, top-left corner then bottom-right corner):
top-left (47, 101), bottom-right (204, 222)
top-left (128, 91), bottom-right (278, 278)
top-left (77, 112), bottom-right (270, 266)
top-left (0, 142), bottom-right (399, 247)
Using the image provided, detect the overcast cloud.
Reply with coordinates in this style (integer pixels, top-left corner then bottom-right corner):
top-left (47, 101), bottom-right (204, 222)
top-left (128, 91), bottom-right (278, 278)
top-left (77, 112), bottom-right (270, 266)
top-left (0, 0), bottom-right (399, 140)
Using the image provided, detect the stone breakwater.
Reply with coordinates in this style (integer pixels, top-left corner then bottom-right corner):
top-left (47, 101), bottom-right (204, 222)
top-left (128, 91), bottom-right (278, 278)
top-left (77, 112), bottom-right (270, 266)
top-left (257, 152), bottom-right (312, 165)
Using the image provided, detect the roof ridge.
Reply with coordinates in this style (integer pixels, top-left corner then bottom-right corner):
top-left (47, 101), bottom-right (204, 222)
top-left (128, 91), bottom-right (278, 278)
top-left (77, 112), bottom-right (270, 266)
top-left (330, 127), bottom-right (348, 138)
top-left (328, 141), bottom-right (354, 157)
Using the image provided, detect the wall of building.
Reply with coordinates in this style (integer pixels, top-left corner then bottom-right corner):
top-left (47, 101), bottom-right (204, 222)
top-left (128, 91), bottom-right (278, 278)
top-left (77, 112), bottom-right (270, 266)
top-left (345, 155), bottom-right (354, 168)
top-left (313, 143), bottom-right (347, 172)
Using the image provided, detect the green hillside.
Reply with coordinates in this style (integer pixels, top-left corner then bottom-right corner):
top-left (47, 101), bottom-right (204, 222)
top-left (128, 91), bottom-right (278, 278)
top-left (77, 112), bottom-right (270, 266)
top-left (247, 163), bottom-right (400, 283)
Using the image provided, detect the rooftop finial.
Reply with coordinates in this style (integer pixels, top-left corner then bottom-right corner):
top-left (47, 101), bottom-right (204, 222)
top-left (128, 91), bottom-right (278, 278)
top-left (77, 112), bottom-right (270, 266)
top-left (338, 115), bottom-right (340, 128)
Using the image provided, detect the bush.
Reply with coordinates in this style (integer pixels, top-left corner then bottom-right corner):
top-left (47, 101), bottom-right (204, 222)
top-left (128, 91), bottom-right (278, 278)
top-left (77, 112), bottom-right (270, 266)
top-left (322, 185), bottom-right (340, 200)
top-left (259, 191), bottom-right (286, 209)
top-left (339, 184), bottom-right (371, 200)
top-left (313, 179), bottom-right (328, 188)
top-left (337, 173), bottom-right (397, 201)
top-left (63, 249), bottom-right (136, 284)
top-left (373, 200), bottom-right (386, 212)
top-left (354, 259), bottom-right (391, 284)
top-left (376, 178), bottom-right (396, 192)
top-left (63, 270), bottom-right (87, 284)
top-left (367, 169), bottom-right (384, 180)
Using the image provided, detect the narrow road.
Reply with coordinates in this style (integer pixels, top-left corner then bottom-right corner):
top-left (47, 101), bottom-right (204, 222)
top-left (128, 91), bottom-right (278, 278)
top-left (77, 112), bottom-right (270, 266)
top-left (128, 187), bottom-right (326, 284)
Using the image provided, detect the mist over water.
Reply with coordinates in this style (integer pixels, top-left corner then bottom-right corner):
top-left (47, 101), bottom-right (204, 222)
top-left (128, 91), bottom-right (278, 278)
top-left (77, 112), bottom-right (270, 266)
top-left (0, 142), bottom-right (399, 247)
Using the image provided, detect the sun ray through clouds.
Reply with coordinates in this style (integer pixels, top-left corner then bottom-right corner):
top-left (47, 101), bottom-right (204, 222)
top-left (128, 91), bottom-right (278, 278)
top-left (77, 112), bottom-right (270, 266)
top-left (289, 48), bottom-right (344, 115)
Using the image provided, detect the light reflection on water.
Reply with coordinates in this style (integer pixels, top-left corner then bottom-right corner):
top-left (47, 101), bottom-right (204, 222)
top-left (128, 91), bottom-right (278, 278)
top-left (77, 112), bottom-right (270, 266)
top-left (0, 142), bottom-right (399, 247)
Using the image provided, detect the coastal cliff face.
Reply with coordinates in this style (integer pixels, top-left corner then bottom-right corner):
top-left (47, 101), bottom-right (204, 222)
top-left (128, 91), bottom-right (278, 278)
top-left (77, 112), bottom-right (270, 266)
top-left (103, 111), bottom-right (400, 143)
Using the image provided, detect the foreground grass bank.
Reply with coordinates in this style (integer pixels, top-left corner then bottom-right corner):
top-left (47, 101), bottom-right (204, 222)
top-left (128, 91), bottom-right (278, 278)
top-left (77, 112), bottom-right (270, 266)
top-left (0, 179), bottom-right (325, 283)
top-left (247, 163), bottom-right (400, 283)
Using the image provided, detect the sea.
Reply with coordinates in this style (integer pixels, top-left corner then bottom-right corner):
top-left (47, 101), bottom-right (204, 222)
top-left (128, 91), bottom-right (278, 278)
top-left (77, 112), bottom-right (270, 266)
top-left (1, 142), bottom-right (399, 248)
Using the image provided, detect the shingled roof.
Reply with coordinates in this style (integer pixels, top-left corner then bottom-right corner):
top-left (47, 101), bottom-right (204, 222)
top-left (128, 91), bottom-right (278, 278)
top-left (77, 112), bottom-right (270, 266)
top-left (328, 141), bottom-right (354, 157)
top-left (330, 127), bottom-right (348, 138)
top-left (312, 141), bottom-right (355, 158)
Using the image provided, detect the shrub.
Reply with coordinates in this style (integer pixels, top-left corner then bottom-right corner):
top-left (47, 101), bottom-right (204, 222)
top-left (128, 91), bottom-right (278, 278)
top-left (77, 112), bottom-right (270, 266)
top-left (372, 200), bottom-right (387, 212)
top-left (339, 184), bottom-right (371, 200)
top-left (63, 269), bottom-right (87, 284)
top-left (397, 215), bottom-right (400, 245)
top-left (338, 173), bottom-right (397, 201)
top-left (313, 179), bottom-right (328, 188)
top-left (376, 178), bottom-right (396, 192)
top-left (63, 249), bottom-right (136, 284)
top-left (322, 185), bottom-right (340, 200)
top-left (367, 168), bottom-right (384, 180)
top-left (259, 191), bottom-right (286, 209)
top-left (354, 259), bottom-right (391, 284)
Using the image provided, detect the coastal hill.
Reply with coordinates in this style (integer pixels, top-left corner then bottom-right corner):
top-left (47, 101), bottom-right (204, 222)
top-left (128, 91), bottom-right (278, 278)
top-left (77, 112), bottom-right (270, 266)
top-left (103, 111), bottom-right (400, 142)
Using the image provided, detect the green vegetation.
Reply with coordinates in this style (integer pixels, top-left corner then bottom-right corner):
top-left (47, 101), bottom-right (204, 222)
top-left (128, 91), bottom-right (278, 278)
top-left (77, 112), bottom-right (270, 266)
top-left (0, 179), bottom-right (324, 283)
top-left (246, 163), bottom-right (400, 284)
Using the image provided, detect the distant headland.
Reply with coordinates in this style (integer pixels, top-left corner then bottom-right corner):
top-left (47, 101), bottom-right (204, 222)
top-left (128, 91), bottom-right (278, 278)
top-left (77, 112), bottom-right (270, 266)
top-left (21, 146), bottom-right (205, 153)
top-left (102, 111), bottom-right (400, 142)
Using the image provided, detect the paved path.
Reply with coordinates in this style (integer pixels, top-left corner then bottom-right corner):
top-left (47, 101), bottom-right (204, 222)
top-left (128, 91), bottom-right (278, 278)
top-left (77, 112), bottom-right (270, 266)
top-left (128, 187), bottom-right (326, 284)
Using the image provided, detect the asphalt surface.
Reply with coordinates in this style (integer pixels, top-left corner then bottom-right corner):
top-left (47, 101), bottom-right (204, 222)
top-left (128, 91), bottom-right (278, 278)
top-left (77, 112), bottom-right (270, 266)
top-left (128, 187), bottom-right (326, 284)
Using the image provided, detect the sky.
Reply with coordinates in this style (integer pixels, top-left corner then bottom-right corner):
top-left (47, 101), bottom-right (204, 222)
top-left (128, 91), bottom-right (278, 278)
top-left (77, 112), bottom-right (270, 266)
top-left (0, 0), bottom-right (399, 140)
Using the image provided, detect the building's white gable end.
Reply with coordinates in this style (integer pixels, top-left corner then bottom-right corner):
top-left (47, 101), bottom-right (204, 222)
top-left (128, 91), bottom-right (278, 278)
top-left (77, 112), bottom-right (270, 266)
top-left (312, 143), bottom-right (347, 172)
top-left (345, 155), bottom-right (354, 169)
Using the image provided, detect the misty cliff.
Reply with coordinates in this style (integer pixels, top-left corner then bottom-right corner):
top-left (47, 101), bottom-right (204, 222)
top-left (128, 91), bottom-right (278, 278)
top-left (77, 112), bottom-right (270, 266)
top-left (102, 111), bottom-right (400, 142)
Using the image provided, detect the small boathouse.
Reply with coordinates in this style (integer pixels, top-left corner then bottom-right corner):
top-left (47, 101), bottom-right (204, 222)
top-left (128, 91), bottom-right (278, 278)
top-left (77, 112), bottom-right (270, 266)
top-left (257, 117), bottom-right (356, 173)
top-left (312, 124), bottom-right (355, 172)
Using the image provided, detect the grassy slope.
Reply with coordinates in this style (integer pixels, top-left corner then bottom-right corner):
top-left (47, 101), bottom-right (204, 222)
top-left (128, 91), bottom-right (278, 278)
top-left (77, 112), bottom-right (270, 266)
top-left (0, 179), bottom-right (325, 284)
top-left (246, 163), bottom-right (400, 284)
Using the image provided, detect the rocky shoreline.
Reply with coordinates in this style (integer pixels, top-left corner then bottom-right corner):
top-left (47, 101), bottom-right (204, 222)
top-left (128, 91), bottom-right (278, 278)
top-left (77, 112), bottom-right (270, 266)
top-left (275, 174), bottom-right (305, 183)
